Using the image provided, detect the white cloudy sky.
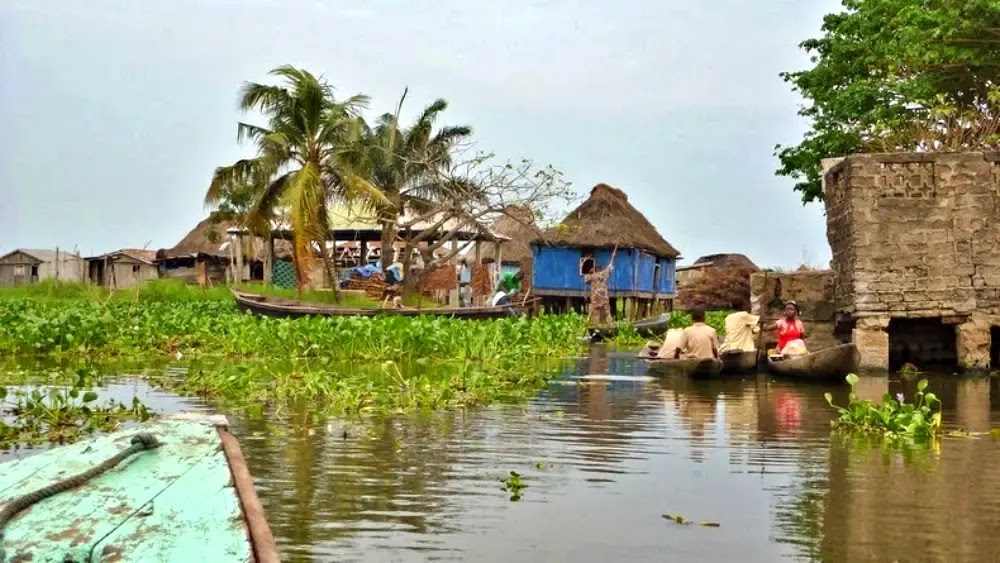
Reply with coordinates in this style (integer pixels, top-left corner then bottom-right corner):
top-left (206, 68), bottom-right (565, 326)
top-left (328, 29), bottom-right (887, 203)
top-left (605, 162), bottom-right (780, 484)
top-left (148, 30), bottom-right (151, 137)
top-left (1, 0), bottom-right (841, 267)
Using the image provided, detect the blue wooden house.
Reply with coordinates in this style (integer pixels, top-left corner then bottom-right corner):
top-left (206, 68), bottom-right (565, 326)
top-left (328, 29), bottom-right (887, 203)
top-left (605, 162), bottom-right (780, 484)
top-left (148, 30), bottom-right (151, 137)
top-left (530, 184), bottom-right (680, 318)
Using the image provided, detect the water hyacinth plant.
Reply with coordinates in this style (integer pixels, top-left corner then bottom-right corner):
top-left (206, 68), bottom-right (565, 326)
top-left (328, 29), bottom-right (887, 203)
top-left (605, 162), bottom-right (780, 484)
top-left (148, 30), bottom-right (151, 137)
top-left (824, 374), bottom-right (942, 441)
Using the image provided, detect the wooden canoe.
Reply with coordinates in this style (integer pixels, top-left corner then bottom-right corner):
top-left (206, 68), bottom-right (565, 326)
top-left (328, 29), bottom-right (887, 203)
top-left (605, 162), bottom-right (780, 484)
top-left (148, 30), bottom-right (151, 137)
top-left (232, 287), bottom-right (516, 320)
top-left (638, 344), bottom-right (724, 378)
top-left (719, 349), bottom-right (760, 375)
top-left (588, 313), bottom-right (672, 341)
top-left (0, 413), bottom-right (278, 563)
top-left (766, 343), bottom-right (860, 381)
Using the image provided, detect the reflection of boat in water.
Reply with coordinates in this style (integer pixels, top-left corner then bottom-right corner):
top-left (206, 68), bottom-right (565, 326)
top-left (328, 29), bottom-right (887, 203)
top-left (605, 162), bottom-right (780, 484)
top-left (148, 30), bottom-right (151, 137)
top-left (0, 413), bottom-right (278, 562)
top-left (767, 344), bottom-right (860, 382)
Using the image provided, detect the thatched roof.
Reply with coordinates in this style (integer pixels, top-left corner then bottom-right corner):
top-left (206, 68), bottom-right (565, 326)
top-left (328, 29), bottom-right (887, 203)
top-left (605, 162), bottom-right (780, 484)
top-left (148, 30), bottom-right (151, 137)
top-left (483, 205), bottom-right (542, 263)
top-left (159, 217), bottom-right (293, 261)
top-left (690, 253), bottom-right (758, 271)
top-left (159, 217), bottom-right (234, 260)
top-left (533, 184), bottom-right (679, 258)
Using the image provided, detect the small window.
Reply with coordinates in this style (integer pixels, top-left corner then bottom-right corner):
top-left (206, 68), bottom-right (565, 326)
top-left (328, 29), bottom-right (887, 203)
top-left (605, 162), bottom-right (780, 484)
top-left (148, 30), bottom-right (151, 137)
top-left (653, 262), bottom-right (661, 287)
top-left (30, 265), bottom-right (38, 277)
top-left (132, 264), bottom-right (141, 274)
top-left (580, 252), bottom-right (595, 275)
top-left (13, 265), bottom-right (25, 276)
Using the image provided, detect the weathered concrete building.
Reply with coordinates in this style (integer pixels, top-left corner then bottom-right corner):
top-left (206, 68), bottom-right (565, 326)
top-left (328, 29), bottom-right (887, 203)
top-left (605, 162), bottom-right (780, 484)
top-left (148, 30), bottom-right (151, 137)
top-left (0, 249), bottom-right (85, 286)
top-left (824, 152), bottom-right (1000, 371)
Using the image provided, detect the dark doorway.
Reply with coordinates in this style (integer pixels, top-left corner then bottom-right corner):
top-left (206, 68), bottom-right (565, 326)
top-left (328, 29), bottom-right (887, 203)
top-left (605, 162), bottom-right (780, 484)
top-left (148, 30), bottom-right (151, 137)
top-left (991, 326), bottom-right (1000, 370)
top-left (888, 318), bottom-right (957, 372)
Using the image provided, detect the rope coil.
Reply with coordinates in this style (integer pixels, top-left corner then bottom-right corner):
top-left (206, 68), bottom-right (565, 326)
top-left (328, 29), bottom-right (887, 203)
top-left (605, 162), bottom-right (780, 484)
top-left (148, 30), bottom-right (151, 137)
top-left (0, 433), bottom-right (161, 563)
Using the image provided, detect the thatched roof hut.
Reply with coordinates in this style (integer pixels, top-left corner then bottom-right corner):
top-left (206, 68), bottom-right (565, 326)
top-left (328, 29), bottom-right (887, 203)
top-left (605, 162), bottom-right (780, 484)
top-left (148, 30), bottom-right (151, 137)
top-left (533, 184), bottom-right (680, 258)
top-left (158, 217), bottom-right (293, 262)
top-left (482, 205), bottom-right (542, 265)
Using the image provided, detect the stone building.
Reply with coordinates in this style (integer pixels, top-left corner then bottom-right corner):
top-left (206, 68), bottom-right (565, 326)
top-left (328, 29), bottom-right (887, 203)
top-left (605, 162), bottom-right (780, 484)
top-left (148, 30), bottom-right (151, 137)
top-left (823, 152), bottom-right (1000, 371)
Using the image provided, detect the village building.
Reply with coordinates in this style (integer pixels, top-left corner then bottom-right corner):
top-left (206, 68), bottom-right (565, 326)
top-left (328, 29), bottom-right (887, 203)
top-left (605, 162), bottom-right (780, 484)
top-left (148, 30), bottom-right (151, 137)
top-left (84, 249), bottom-right (159, 289)
top-left (0, 249), bottom-right (85, 286)
top-left (156, 217), bottom-right (263, 286)
top-left (529, 184), bottom-right (680, 318)
top-left (481, 205), bottom-right (541, 280)
top-left (752, 151), bottom-right (1000, 372)
top-left (676, 253), bottom-right (758, 287)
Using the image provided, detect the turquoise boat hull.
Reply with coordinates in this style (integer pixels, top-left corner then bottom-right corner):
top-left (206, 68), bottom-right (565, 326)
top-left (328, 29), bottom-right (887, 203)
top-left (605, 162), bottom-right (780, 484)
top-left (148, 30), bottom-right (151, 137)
top-left (0, 414), bottom-right (277, 562)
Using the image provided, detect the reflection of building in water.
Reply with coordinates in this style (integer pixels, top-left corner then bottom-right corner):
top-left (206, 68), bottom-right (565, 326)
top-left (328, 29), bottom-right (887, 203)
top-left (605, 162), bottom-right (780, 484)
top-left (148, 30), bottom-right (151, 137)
top-left (819, 378), bottom-right (1000, 562)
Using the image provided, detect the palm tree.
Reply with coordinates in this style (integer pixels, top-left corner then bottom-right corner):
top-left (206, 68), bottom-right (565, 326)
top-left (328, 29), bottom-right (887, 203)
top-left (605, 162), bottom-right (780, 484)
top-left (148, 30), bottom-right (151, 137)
top-left (206, 65), bottom-right (384, 294)
top-left (359, 89), bottom-right (472, 269)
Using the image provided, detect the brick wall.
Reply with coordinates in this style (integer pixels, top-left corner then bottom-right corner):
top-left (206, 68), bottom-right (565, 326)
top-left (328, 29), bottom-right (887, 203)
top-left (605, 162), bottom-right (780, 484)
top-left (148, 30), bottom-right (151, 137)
top-left (750, 270), bottom-right (841, 351)
top-left (825, 152), bottom-right (1000, 318)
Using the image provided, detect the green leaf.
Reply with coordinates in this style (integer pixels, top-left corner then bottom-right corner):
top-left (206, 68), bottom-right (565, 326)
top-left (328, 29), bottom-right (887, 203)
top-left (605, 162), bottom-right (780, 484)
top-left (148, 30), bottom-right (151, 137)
top-left (82, 391), bottom-right (98, 403)
top-left (824, 392), bottom-right (834, 406)
top-left (917, 379), bottom-right (929, 392)
top-left (846, 373), bottom-right (859, 386)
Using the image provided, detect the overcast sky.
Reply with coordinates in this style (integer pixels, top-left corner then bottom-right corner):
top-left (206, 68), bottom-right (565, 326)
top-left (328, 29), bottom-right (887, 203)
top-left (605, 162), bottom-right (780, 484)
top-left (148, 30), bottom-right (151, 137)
top-left (1, 0), bottom-right (840, 268)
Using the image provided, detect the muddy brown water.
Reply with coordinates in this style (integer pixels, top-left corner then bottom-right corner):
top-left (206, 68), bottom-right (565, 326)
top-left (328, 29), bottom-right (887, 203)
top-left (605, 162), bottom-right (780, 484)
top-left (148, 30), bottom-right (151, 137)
top-left (5, 349), bottom-right (1000, 562)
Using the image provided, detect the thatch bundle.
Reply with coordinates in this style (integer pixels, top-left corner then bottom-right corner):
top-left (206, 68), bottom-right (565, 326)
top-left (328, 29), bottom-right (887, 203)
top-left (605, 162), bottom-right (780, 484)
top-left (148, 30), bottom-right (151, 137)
top-left (677, 267), bottom-right (753, 311)
top-left (533, 184), bottom-right (679, 257)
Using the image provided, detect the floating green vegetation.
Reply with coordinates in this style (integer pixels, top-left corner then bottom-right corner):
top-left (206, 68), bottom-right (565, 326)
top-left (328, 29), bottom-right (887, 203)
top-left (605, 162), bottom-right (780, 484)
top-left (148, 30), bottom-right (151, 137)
top-left (501, 471), bottom-right (527, 501)
top-left (0, 385), bottom-right (152, 451)
top-left (0, 298), bottom-right (588, 364)
top-left (825, 374), bottom-right (942, 441)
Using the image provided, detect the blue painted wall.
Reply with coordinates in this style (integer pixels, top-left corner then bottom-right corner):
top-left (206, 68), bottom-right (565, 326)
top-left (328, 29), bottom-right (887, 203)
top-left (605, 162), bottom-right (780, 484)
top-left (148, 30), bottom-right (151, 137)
top-left (658, 258), bottom-right (676, 294)
top-left (636, 253), bottom-right (657, 292)
top-left (532, 245), bottom-right (677, 294)
top-left (532, 246), bottom-right (586, 292)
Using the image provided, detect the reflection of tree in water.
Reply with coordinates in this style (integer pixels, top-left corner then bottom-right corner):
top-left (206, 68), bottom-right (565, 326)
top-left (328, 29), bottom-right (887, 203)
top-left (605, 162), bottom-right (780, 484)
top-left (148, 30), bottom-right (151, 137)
top-left (231, 404), bottom-right (478, 560)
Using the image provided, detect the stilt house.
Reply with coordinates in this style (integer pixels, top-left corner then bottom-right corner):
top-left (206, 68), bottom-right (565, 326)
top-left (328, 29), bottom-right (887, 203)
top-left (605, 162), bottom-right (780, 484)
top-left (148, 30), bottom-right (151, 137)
top-left (530, 184), bottom-right (680, 318)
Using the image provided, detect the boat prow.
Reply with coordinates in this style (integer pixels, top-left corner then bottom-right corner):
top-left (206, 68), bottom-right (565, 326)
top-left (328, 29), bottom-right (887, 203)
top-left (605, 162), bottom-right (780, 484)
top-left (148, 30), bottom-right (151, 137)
top-left (0, 413), bottom-right (279, 562)
top-left (767, 343), bottom-right (860, 381)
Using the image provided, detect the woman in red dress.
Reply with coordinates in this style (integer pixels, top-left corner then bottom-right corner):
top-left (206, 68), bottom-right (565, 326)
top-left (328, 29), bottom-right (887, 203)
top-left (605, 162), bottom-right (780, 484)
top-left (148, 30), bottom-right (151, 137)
top-left (774, 301), bottom-right (806, 353)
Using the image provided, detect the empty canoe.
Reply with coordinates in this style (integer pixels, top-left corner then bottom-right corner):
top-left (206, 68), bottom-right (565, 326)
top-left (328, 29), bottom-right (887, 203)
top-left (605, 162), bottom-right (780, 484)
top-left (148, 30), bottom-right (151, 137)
top-left (233, 287), bottom-right (516, 320)
top-left (766, 343), bottom-right (860, 381)
top-left (719, 350), bottom-right (760, 375)
top-left (0, 413), bottom-right (278, 563)
top-left (588, 313), bottom-right (672, 341)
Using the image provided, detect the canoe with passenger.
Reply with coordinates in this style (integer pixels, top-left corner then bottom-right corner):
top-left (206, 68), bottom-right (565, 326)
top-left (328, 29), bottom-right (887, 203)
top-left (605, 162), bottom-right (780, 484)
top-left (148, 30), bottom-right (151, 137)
top-left (637, 308), bottom-right (727, 378)
top-left (232, 287), bottom-right (520, 320)
top-left (761, 301), bottom-right (859, 381)
top-left (0, 413), bottom-right (279, 562)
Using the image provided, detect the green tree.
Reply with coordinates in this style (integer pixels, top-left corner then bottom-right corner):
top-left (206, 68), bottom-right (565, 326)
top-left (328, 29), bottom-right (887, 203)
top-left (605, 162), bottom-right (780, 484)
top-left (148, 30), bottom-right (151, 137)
top-left (776, 0), bottom-right (1000, 202)
top-left (358, 88), bottom-right (473, 267)
top-left (205, 65), bottom-right (384, 293)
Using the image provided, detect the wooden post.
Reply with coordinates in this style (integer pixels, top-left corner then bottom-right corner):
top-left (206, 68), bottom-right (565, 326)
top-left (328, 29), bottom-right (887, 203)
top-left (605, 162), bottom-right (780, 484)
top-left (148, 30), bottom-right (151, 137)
top-left (233, 232), bottom-right (244, 285)
top-left (264, 235), bottom-right (274, 284)
top-left (360, 240), bottom-right (369, 266)
top-left (449, 238), bottom-right (459, 306)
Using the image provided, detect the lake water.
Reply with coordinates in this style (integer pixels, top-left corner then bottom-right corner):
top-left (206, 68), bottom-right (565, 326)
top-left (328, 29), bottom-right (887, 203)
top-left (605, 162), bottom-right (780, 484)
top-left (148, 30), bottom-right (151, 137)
top-left (5, 347), bottom-right (1000, 562)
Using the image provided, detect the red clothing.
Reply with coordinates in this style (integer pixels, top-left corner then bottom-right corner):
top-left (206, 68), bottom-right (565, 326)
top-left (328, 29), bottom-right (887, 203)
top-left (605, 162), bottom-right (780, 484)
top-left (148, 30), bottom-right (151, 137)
top-left (776, 318), bottom-right (804, 351)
